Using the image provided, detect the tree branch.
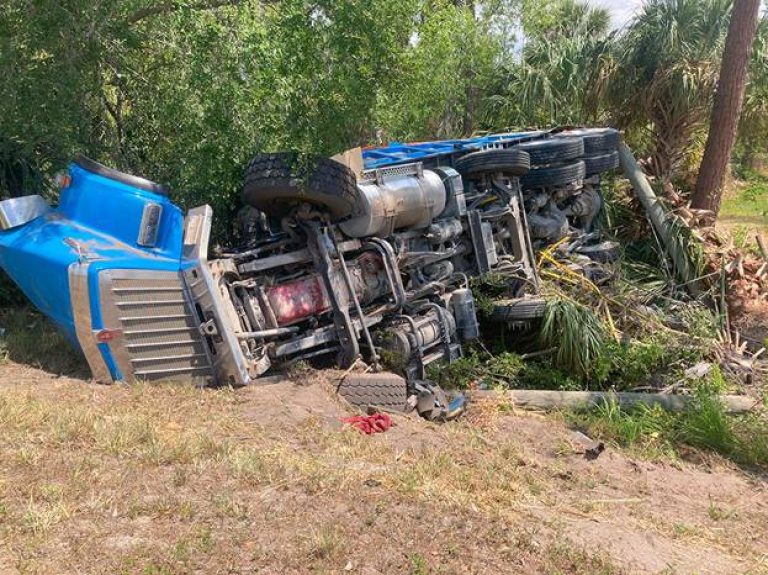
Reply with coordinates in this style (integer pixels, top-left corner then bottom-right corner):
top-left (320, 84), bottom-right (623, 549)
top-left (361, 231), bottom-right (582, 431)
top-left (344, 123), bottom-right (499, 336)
top-left (126, 0), bottom-right (248, 24)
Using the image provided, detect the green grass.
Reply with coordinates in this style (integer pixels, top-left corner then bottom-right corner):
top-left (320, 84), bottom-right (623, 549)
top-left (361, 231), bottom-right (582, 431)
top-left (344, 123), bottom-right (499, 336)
top-left (571, 390), bottom-right (768, 470)
top-left (720, 170), bottom-right (768, 235)
top-left (429, 316), bottom-right (715, 394)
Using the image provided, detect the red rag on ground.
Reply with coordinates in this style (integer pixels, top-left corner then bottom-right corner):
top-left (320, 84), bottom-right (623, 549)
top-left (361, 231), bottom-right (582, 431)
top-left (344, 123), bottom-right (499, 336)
top-left (341, 413), bottom-right (393, 434)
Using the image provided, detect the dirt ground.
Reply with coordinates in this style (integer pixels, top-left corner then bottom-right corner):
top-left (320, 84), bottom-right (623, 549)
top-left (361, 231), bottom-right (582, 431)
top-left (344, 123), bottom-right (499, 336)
top-left (0, 361), bottom-right (766, 575)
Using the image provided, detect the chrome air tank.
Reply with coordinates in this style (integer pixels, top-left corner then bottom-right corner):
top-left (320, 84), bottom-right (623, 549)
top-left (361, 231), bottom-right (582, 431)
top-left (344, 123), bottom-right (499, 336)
top-left (340, 163), bottom-right (447, 238)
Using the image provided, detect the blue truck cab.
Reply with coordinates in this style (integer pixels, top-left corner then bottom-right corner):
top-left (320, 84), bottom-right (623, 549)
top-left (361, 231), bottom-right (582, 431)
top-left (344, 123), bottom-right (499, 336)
top-left (0, 157), bottom-right (249, 385)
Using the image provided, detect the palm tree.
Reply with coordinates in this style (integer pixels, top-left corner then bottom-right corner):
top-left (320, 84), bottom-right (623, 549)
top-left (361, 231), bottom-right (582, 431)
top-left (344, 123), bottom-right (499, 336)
top-left (609, 0), bottom-right (733, 183)
top-left (487, 0), bottom-right (613, 127)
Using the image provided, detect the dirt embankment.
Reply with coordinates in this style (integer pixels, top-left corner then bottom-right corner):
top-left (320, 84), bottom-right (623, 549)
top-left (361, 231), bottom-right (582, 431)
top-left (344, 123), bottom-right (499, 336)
top-left (0, 362), bottom-right (766, 574)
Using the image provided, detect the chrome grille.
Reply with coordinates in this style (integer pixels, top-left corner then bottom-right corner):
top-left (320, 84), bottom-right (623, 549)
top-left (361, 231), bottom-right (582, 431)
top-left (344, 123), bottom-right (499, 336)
top-left (99, 270), bottom-right (213, 383)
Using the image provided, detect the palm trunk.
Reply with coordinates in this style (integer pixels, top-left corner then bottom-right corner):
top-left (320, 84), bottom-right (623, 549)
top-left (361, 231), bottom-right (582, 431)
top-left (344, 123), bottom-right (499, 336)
top-left (692, 0), bottom-right (762, 216)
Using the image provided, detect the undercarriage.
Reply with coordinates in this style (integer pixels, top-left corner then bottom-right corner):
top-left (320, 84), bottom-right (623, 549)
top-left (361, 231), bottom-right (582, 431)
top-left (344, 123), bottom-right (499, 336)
top-left (0, 128), bottom-right (620, 417)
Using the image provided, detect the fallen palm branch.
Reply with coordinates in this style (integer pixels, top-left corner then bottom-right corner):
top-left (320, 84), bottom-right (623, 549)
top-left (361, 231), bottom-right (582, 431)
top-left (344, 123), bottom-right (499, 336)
top-left (618, 141), bottom-right (706, 293)
top-left (539, 297), bottom-right (612, 379)
top-left (618, 140), bottom-right (766, 385)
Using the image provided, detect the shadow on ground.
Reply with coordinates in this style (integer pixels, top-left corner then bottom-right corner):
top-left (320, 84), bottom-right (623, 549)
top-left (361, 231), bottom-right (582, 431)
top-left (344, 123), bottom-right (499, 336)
top-left (0, 307), bottom-right (89, 379)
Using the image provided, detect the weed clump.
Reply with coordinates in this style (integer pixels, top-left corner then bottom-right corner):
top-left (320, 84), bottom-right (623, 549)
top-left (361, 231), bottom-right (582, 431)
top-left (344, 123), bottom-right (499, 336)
top-left (428, 349), bottom-right (524, 390)
top-left (571, 373), bottom-right (768, 469)
top-left (539, 297), bottom-right (612, 381)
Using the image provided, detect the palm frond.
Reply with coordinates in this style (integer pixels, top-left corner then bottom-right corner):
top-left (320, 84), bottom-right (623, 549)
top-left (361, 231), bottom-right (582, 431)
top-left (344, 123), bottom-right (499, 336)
top-left (539, 297), bottom-right (611, 380)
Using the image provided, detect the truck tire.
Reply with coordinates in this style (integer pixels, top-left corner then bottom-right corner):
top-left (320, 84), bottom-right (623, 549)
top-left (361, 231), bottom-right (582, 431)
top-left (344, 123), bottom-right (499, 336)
top-left (243, 152), bottom-right (358, 220)
top-left (521, 160), bottom-right (586, 189)
top-left (489, 298), bottom-right (548, 322)
top-left (583, 151), bottom-right (620, 175)
top-left (336, 373), bottom-right (409, 412)
top-left (554, 128), bottom-right (619, 154)
top-left (517, 137), bottom-right (584, 165)
top-left (454, 148), bottom-right (531, 177)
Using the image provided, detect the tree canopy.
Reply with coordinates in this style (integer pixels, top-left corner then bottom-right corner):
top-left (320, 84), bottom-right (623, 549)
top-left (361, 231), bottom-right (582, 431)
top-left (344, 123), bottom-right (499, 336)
top-left (1, 0), bottom-right (766, 236)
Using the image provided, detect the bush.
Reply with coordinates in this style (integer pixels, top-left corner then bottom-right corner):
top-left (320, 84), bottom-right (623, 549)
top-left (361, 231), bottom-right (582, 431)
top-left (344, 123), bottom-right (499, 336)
top-left (427, 348), bottom-right (524, 390)
top-left (572, 384), bottom-right (768, 470)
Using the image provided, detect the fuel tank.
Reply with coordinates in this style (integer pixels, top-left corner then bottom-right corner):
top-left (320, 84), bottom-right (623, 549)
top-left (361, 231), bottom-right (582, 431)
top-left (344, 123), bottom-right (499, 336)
top-left (340, 163), bottom-right (447, 238)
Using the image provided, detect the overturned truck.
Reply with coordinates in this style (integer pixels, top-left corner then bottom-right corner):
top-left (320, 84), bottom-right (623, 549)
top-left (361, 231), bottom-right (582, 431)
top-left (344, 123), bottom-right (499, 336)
top-left (0, 129), bottom-right (619, 413)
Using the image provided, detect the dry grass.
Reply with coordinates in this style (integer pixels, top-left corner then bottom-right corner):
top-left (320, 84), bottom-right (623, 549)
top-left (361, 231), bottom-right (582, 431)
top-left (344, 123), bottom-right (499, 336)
top-left (0, 379), bottom-right (628, 575)
top-left (0, 308), bottom-right (89, 377)
top-left (0, 362), bottom-right (765, 573)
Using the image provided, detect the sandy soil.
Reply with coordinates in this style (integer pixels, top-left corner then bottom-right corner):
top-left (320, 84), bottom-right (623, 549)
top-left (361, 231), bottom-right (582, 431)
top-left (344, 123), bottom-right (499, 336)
top-left (0, 362), bottom-right (766, 575)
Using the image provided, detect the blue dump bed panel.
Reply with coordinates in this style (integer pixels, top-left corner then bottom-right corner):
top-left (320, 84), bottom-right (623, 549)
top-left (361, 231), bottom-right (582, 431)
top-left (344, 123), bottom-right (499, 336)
top-left (362, 131), bottom-right (545, 169)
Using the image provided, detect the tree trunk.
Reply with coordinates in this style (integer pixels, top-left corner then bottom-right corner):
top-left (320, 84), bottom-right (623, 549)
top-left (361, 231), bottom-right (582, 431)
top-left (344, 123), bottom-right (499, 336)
top-left (692, 0), bottom-right (762, 216)
top-left (457, 0), bottom-right (476, 136)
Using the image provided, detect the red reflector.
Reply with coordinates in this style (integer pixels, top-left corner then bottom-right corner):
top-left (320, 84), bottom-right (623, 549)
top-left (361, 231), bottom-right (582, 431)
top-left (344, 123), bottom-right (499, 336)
top-left (96, 329), bottom-right (120, 343)
top-left (55, 172), bottom-right (72, 189)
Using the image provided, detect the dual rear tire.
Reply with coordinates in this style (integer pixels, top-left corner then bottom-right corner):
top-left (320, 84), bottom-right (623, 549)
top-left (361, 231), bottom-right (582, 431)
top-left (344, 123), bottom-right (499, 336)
top-left (243, 152), bottom-right (358, 220)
